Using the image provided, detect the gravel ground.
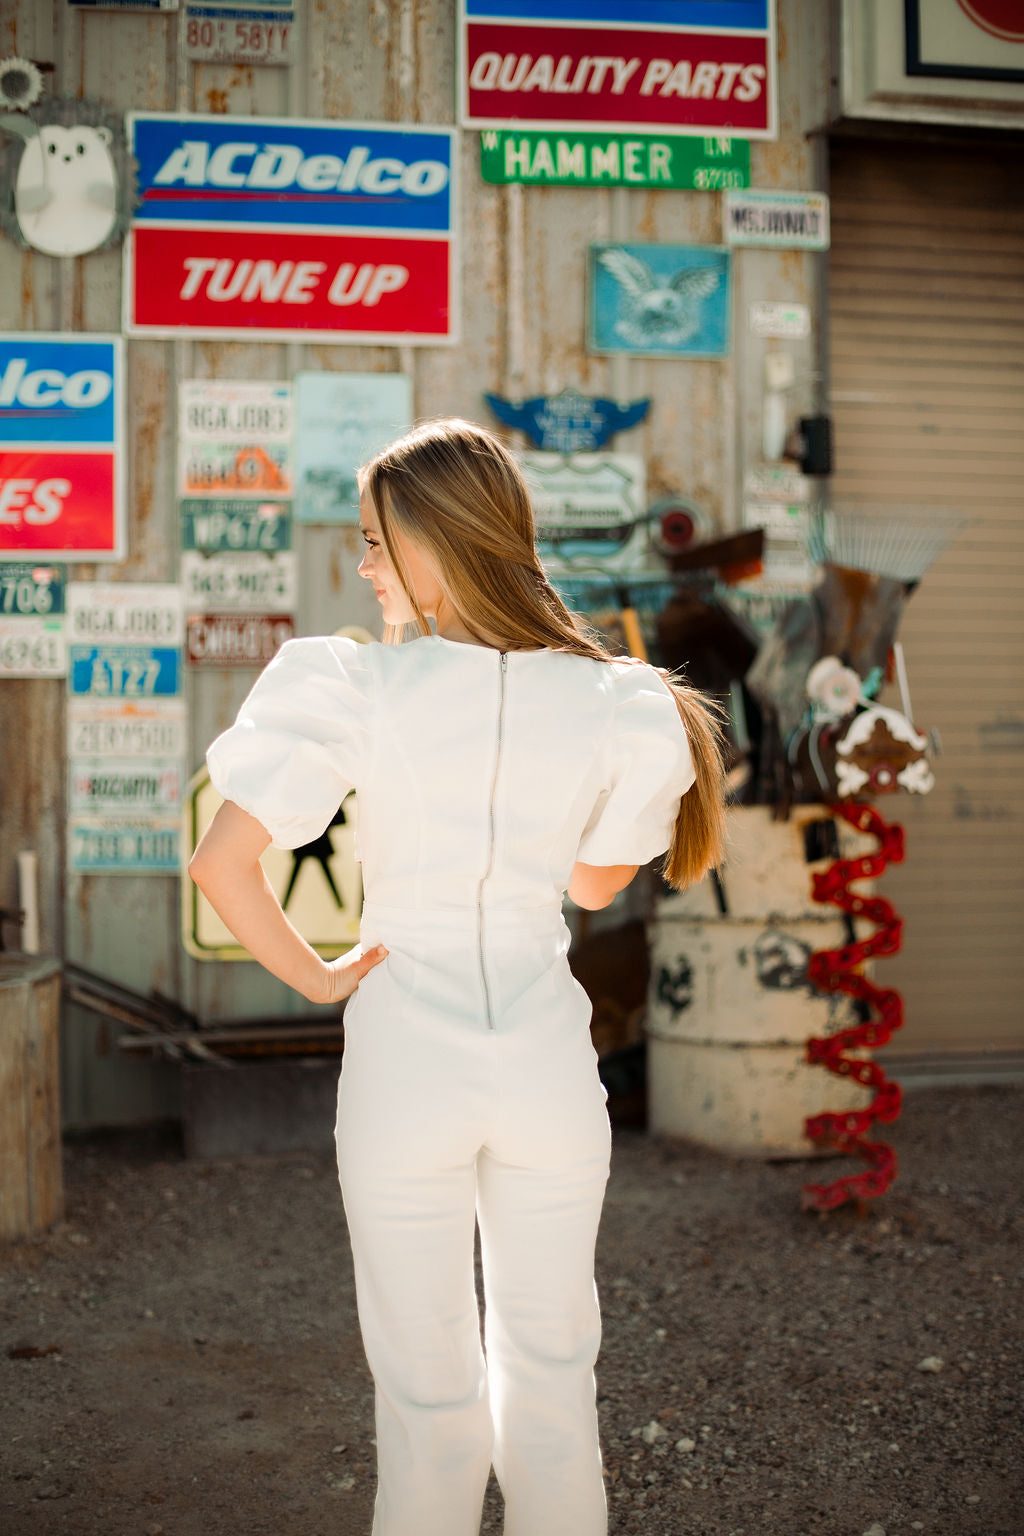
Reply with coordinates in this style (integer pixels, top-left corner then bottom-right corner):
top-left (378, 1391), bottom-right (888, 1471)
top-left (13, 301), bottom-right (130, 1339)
top-left (1, 1082), bottom-right (1021, 1536)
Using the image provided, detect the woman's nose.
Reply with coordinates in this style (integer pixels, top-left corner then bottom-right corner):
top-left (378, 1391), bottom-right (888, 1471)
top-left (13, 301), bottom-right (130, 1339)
top-left (357, 552), bottom-right (372, 579)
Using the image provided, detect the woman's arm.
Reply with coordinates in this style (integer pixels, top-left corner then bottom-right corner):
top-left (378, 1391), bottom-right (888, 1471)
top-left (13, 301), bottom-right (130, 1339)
top-left (188, 800), bottom-right (386, 1005)
top-left (567, 861), bottom-right (639, 911)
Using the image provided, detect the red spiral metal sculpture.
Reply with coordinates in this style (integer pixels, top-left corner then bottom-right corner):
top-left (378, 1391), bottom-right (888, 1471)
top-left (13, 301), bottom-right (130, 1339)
top-left (801, 803), bottom-right (906, 1211)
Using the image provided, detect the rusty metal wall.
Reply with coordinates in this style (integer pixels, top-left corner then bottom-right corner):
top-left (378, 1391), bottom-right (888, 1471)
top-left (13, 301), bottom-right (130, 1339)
top-left (0, 0), bottom-right (829, 1126)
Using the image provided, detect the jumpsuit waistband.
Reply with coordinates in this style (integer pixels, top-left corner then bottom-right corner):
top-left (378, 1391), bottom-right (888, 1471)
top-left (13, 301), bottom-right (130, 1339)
top-left (361, 899), bottom-right (565, 935)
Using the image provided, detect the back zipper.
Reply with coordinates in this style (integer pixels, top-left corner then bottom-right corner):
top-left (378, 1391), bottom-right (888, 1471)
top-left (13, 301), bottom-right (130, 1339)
top-left (477, 651), bottom-right (507, 1031)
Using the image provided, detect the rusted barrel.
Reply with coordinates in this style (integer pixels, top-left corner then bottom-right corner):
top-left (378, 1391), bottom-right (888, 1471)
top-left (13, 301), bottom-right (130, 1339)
top-left (0, 954), bottom-right (64, 1240)
top-left (646, 807), bottom-right (873, 1157)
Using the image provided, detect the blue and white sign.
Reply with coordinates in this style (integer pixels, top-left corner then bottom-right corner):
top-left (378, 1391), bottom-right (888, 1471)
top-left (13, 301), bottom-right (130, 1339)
top-left (462, 1), bottom-right (767, 18)
top-left (485, 387), bottom-right (649, 452)
top-left (69, 644), bottom-right (182, 697)
top-left (0, 337), bottom-right (117, 445)
top-left (129, 114), bottom-right (454, 233)
top-left (588, 242), bottom-right (730, 358)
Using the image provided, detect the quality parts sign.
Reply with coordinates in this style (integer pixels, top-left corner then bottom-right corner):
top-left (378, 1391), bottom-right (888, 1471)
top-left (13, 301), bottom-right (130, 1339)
top-left (124, 114), bottom-right (458, 343)
top-left (0, 334), bottom-right (125, 562)
top-left (460, 0), bottom-right (777, 139)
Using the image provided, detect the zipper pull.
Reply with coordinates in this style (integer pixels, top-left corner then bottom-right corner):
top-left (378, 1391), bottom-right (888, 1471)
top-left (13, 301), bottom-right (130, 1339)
top-left (500, 652), bottom-right (507, 671)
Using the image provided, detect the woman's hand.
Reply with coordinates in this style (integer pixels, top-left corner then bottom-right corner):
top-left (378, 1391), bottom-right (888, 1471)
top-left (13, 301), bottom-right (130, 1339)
top-left (316, 944), bottom-right (389, 1007)
top-left (190, 801), bottom-right (388, 1005)
top-left (567, 861), bottom-right (639, 910)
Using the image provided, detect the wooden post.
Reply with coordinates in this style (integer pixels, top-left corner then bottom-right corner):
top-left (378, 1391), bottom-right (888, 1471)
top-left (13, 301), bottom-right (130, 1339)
top-left (0, 955), bottom-right (64, 1241)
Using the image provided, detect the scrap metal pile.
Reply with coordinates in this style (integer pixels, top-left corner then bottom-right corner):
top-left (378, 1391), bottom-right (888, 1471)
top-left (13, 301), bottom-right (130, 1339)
top-left (564, 498), bottom-right (963, 1208)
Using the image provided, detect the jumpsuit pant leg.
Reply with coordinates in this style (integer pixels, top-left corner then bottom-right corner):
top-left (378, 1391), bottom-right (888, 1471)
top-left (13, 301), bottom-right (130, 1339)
top-left (338, 1151), bottom-right (494, 1536)
top-left (477, 1146), bottom-right (610, 1536)
top-left (336, 910), bottom-right (611, 1535)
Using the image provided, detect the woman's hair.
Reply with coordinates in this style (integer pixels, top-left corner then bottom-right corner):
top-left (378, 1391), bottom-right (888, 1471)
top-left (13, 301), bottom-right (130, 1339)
top-left (358, 418), bottom-right (726, 887)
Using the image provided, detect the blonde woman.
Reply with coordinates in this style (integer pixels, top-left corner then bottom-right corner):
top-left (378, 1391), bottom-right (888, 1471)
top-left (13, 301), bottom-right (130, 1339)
top-left (190, 419), bottom-right (726, 1536)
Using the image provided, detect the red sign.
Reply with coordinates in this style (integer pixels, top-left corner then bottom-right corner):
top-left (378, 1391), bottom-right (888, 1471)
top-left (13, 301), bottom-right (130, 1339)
top-left (186, 612), bottom-right (296, 666)
top-left (127, 228), bottom-right (451, 342)
top-left (0, 452), bottom-right (117, 555)
top-left (463, 23), bottom-right (774, 138)
top-left (957, 0), bottom-right (1024, 41)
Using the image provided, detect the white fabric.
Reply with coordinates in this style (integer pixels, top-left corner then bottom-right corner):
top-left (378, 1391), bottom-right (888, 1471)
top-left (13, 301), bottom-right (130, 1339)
top-left (206, 633), bottom-right (695, 885)
top-left (336, 901), bottom-right (610, 1536)
top-left (206, 634), bottom-right (696, 1536)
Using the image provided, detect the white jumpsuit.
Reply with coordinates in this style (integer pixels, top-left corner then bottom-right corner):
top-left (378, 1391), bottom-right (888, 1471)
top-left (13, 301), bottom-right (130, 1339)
top-left (207, 633), bottom-right (695, 1536)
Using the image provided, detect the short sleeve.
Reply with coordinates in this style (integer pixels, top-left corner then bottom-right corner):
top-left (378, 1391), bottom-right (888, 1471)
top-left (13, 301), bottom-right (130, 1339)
top-left (576, 662), bottom-right (696, 866)
top-left (205, 636), bottom-right (372, 850)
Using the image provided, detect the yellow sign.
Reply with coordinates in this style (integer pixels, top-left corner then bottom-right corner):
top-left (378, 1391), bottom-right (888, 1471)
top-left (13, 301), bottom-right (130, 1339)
top-left (181, 767), bottom-right (361, 961)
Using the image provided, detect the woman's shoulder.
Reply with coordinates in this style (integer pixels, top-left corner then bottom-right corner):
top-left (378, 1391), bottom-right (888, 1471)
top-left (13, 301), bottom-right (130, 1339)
top-left (271, 632), bottom-right (381, 674)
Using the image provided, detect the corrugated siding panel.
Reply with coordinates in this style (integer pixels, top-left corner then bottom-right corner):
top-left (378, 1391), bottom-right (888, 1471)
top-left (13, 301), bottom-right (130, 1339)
top-left (828, 139), bottom-right (1024, 1054)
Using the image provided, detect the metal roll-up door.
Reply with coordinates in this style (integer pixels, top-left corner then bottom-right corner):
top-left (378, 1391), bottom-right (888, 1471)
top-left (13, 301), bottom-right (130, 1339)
top-left (827, 136), bottom-right (1024, 1061)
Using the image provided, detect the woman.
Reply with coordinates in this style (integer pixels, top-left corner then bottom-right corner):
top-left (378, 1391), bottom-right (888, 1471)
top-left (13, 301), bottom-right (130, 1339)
top-left (189, 419), bottom-right (726, 1536)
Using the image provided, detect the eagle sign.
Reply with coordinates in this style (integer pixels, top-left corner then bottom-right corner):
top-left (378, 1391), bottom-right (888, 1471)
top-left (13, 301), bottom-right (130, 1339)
top-left (598, 248), bottom-right (721, 349)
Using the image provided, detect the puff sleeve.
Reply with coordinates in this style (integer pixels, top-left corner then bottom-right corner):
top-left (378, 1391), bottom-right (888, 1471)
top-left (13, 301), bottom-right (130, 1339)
top-left (576, 662), bottom-right (696, 867)
top-left (205, 636), bottom-right (372, 850)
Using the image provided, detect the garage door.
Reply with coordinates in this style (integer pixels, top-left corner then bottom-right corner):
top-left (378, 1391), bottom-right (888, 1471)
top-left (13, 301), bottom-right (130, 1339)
top-left (828, 137), bottom-right (1024, 1058)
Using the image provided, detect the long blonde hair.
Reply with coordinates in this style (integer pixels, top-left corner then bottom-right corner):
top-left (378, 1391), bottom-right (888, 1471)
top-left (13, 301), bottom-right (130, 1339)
top-left (358, 419), bottom-right (726, 888)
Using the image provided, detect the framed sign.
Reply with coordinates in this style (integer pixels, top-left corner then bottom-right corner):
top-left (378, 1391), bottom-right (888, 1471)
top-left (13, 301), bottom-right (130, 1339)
top-left (0, 334), bottom-right (125, 561)
top-left (294, 372), bottom-right (412, 524)
top-left (124, 115), bottom-right (458, 343)
top-left (459, 1), bottom-right (777, 140)
top-left (905, 0), bottom-right (1024, 82)
top-left (520, 451), bottom-right (648, 575)
top-left (588, 243), bottom-right (730, 358)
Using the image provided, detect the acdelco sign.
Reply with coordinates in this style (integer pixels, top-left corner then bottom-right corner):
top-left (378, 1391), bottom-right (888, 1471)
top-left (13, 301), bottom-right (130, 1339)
top-left (151, 141), bottom-right (448, 200)
top-left (130, 114), bottom-right (453, 232)
top-left (126, 115), bottom-right (458, 343)
top-left (0, 335), bottom-right (124, 562)
top-left (0, 338), bottom-right (117, 445)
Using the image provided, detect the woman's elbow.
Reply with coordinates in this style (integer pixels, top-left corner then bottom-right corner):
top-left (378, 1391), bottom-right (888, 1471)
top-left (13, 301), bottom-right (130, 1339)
top-left (187, 846), bottom-right (212, 890)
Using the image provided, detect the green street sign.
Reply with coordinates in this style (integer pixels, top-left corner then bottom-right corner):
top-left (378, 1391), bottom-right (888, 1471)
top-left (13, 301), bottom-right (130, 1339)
top-left (479, 129), bottom-right (750, 191)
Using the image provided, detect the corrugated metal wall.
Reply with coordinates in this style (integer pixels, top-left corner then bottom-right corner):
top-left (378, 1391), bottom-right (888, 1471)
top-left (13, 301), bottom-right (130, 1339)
top-left (828, 136), bottom-right (1024, 1056)
top-left (0, 0), bottom-right (829, 1125)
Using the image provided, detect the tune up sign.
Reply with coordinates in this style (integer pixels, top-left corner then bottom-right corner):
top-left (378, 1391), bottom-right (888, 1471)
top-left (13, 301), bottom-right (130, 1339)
top-left (124, 114), bottom-right (458, 343)
top-left (0, 334), bottom-right (124, 561)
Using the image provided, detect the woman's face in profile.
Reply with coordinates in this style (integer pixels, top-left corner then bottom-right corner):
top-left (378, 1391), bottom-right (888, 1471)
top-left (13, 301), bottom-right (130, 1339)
top-left (358, 491), bottom-right (442, 627)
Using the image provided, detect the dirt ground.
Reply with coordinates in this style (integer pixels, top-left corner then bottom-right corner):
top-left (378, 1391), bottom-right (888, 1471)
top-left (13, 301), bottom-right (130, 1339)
top-left (1, 1082), bottom-right (1021, 1536)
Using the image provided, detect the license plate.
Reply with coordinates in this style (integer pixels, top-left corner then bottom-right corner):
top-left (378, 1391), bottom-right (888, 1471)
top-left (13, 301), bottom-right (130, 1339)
top-left (184, 10), bottom-right (295, 66)
top-left (0, 617), bottom-right (66, 677)
top-left (180, 550), bottom-right (297, 611)
top-left (68, 644), bottom-right (182, 697)
top-left (186, 611), bottom-right (295, 666)
top-left (0, 563), bottom-right (65, 615)
top-left (67, 699), bottom-right (187, 759)
top-left (181, 499), bottom-right (292, 553)
top-left (69, 821), bottom-right (181, 875)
